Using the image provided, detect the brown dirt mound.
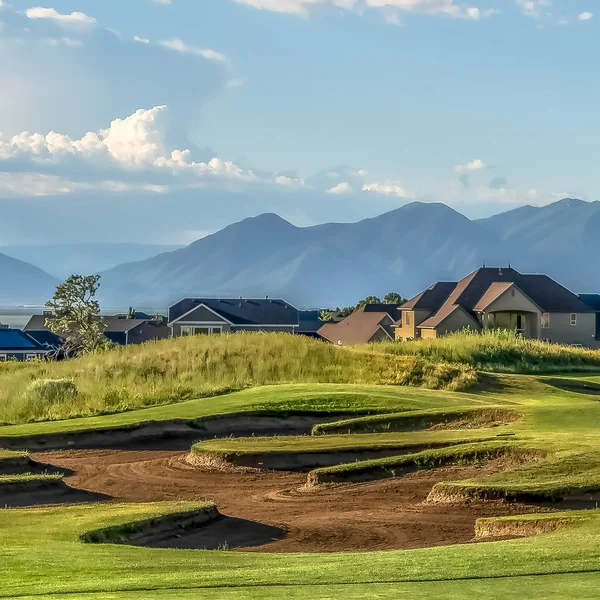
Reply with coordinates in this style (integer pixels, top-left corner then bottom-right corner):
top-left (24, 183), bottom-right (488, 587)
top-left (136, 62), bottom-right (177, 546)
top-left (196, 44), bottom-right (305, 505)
top-left (34, 449), bottom-right (550, 553)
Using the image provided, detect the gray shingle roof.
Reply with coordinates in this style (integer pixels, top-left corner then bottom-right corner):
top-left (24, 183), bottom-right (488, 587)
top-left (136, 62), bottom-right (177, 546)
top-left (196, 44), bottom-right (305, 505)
top-left (169, 298), bottom-right (299, 326)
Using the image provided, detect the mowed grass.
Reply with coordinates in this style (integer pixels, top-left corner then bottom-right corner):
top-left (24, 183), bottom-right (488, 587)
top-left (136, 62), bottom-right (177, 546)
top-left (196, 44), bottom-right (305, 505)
top-left (0, 333), bottom-right (477, 425)
top-left (373, 329), bottom-right (600, 373)
top-left (3, 502), bottom-right (600, 598)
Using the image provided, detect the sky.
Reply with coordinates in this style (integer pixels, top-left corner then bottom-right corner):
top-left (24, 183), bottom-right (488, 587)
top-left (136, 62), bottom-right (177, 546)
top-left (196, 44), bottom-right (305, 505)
top-left (0, 0), bottom-right (598, 245)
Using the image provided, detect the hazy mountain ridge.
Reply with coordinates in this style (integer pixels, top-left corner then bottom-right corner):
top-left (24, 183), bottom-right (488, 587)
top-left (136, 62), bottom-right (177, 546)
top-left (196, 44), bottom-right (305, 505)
top-left (0, 253), bottom-right (59, 305)
top-left (3, 198), bottom-right (599, 308)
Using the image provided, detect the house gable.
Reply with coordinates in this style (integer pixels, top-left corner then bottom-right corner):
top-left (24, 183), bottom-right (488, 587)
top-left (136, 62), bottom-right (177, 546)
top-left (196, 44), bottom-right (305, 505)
top-left (169, 304), bottom-right (232, 326)
top-left (476, 284), bottom-right (541, 315)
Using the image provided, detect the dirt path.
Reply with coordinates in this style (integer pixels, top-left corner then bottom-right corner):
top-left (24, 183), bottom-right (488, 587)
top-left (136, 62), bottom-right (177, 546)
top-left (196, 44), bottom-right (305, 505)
top-left (33, 449), bottom-right (545, 553)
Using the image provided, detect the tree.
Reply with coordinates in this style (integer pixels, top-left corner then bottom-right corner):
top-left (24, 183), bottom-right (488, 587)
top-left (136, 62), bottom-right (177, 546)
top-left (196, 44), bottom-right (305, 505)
top-left (126, 307), bottom-right (136, 319)
top-left (359, 296), bottom-right (382, 306)
top-left (318, 309), bottom-right (336, 323)
top-left (46, 274), bottom-right (107, 358)
top-left (384, 292), bottom-right (406, 305)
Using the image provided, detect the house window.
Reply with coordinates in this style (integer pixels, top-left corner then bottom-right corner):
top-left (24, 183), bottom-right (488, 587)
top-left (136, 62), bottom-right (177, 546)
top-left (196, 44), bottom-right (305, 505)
top-left (570, 313), bottom-right (578, 327)
top-left (0, 354), bottom-right (6, 362)
top-left (541, 313), bottom-right (550, 329)
top-left (25, 354), bottom-right (38, 361)
top-left (405, 312), bottom-right (411, 327)
top-left (181, 326), bottom-right (223, 336)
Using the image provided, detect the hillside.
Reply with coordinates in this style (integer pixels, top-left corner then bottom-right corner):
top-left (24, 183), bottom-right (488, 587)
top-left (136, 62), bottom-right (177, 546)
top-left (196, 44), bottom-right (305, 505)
top-left (99, 202), bottom-right (505, 306)
top-left (0, 252), bottom-right (59, 305)
top-left (1, 243), bottom-right (184, 280)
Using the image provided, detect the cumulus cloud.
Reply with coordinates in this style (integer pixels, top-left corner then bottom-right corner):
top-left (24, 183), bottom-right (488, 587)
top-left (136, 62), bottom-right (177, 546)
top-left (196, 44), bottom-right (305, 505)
top-left (579, 11), bottom-right (593, 20)
top-left (0, 106), bottom-right (256, 185)
top-left (515, 0), bottom-right (550, 18)
top-left (327, 181), bottom-right (353, 194)
top-left (233, 0), bottom-right (491, 20)
top-left (159, 39), bottom-right (228, 62)
top-left (362, 181), bottom-right (410, 197)
top-left (25, 7), bottom-right (96, 27)
top-left (455, 158), bottom-right (486, 173)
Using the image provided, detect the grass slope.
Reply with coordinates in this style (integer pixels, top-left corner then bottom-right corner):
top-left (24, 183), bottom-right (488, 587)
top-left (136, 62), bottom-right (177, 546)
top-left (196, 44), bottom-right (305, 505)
top-left (374, 329), bottom-right (600, 373)
top-left (0, 333), bottom-right (475, 425)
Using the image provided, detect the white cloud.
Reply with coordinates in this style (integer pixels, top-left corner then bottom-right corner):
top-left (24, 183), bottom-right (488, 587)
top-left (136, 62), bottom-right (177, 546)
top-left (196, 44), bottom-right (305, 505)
top-left (233, 0), bottom-right (492, 20)
top-left (134, 35), bottom-right (150, 44)
top-left (275, 174), bottom-right (305, 188)
top-left (327, 181), bottom-right (353, 194)
top-left (362, 181), bottom-right (410, 197)
top-left (159, 39), bottom-right (228, 63)
top-left (579, 11), bottom-right (593, 20)
top-left (515, 0), bottom-right (550, 18)
top-left (455, 158), bottom-right (486, 173)
top-left (153, 0), bottom-right (172, 4)
top-left (25, 7), bottom-right (96, 27)
top-left (356, 169), bottom-right (368, 177)
top-left (0, 106), bottom-right (255, 182)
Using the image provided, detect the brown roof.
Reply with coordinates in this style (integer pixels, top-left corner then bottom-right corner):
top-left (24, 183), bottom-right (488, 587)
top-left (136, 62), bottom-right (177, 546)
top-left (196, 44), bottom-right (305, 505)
top-left (418, 304), bottom-right (479, 329)
top-left (401, 282), bottom-right (457, 312)
top-left (416, 267), bottom-right (593, 332)
top-left (318, 308), bottom-right (394, 345)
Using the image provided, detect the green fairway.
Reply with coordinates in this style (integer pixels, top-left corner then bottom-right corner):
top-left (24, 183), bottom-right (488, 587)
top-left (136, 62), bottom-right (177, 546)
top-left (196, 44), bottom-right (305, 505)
top-left (2, 333), bottom-right (600, 599)
top-left (2, 502), bottom-right (600, 598)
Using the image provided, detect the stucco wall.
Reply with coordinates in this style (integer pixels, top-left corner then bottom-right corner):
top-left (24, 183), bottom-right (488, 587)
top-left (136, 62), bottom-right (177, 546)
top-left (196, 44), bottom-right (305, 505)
top-left (396, 309), bottom-right (432, 340)
top-left (435, 309), bottom-right (482, 336)
top-left (542, 313), bottom-right (599, 347)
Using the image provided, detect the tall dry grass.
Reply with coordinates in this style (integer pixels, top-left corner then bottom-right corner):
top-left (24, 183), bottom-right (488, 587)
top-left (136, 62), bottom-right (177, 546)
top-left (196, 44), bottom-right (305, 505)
top-left (0, 333), bottom-right (476, 425)
top-left (374, 330), bottom-right (600, 373)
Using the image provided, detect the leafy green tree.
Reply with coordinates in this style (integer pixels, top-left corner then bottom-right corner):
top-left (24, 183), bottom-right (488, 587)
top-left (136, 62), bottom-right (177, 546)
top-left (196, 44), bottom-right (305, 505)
top-left (46, 274), bottom-right (107, 357)
top-left (384, 292), bottom-right (406, 305)
top-left (126, 307), bottom-right (136, 319)
top-left (318, 310), bottom-right (336, 323)
top-left (338, 306), bottom-right (356, 318)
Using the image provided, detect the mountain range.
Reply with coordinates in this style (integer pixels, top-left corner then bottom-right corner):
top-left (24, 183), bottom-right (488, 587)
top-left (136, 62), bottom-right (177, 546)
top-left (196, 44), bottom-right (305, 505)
top-left (2, 198), bottom-right (599, 308)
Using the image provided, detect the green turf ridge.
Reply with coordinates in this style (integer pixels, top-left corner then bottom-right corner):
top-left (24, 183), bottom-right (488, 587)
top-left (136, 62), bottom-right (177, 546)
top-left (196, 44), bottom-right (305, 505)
top-left (190, 430), bottom-right (504, 460)
top-left (0, 472), bottom-right (63, 484)
top-left (311, 406), bottom-right (521, 436)
top-left (306, 440), bottom-right (542, 486)
top-left (0, 384), bottom-right (487, 439)
top-left (3, 502), bottom-right (600, 598)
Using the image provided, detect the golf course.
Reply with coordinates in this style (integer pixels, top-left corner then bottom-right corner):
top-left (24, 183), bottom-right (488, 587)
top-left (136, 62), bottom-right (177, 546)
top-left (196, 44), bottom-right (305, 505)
top-left (2, 332), bottom-right (600, 599)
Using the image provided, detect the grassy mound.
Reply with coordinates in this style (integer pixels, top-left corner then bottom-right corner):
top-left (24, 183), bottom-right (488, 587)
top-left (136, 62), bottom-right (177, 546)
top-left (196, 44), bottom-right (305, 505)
top-left (306, 441), bottom-right (542, 486)
top-left (188, 431), bottom-right (497, 471)
top-left (312, 407), bottom-right (521, 435)
top-left (374, 330), bottom-right (600, 373)
top-left (0, 333), bottom-right (477, 425)
top-left (429, 450), bottom-right (600, 503)
top-left (475, 512), bottom-right (593, 539)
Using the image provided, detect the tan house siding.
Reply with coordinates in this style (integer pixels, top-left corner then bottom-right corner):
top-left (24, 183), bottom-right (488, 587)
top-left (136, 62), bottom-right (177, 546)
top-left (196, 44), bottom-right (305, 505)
top-left (482, 288), bottom-right (541, 314)
top-left (542, 313), bottom-right (599, 347)
top-left (432, 309), bottom-right (482, 337)
top-left (396, 309), bottom-right (432, 340)
top-left (420, 328), bottom-right (438, 339)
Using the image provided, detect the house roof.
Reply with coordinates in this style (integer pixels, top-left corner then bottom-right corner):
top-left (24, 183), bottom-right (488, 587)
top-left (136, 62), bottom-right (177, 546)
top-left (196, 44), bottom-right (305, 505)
top-left (317, 306), bottom-right (394, 345)
top-left (418, 304), bottom-right (479, 329)
top-left (401, 282), bottom-right (457, 312)
top-left (169, 298), bottom-right (299, 326)
top-left (24, 315), bottom-right (164, 334)
top-left (415, 267), bottom-right (593, 331)
top-left (362, 303), bottom-right (403, 323)
top-left (0, 328), bottom-right (46, 352)
top-left (580, 294), bottom-right (600, 311)
top-left (297, 310), bottom-right (323, 333)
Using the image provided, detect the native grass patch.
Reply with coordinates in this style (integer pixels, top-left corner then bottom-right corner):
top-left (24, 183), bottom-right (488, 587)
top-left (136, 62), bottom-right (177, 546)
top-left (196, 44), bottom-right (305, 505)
top-left (0, 333), bottom-right (477, 425)
top-left (374, 329), bottom-right (600, 373)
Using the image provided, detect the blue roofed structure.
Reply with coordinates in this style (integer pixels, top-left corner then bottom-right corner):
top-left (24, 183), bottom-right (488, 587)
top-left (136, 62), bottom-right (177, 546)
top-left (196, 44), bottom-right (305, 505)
top-left (0, 327), bottom-right (49, 361)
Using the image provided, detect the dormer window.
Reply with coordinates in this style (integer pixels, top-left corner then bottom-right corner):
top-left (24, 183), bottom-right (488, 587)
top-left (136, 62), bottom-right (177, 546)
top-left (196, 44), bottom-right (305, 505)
top-left (570, 314), bottom-right (578, 326)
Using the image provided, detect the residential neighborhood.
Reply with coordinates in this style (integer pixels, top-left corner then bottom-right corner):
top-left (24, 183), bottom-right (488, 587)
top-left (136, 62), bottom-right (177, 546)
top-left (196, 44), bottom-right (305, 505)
top-left (1, 265), bottom-right (599, 360)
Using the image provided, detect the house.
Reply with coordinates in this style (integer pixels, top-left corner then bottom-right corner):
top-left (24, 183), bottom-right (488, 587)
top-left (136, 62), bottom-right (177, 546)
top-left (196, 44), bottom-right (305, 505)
top-left (579, 295), bottom-right (600, 341)
top-left (0, 326), bottom-right (49, 361)
top-left (24, 314), bottom-right (170, 347)
top-left (396, 267), bottom-right (600, 347)
top-left (318, 304), bottom-right (402, 346)
top-left (297, 310), bottom-right (324, 338)
top-left (168, 298), bottom-right (299, 336)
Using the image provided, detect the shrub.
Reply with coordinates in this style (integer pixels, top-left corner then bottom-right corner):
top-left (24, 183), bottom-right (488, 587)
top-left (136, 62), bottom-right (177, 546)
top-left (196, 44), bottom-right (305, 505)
top-left (25, 379), bottom-right (78, 404)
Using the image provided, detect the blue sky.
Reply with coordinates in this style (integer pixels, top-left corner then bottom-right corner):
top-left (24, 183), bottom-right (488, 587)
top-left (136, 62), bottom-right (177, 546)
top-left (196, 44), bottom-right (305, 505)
top-left (0, 0), bottom-right (597, 244)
